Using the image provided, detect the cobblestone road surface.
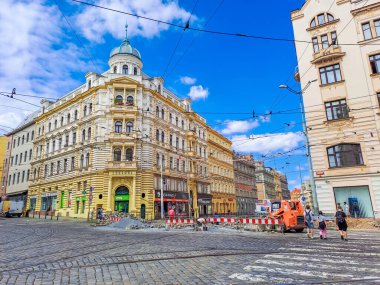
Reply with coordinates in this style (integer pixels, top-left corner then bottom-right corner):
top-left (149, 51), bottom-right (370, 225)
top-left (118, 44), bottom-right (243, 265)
top-left (0, 217), bottom-right (379, 285)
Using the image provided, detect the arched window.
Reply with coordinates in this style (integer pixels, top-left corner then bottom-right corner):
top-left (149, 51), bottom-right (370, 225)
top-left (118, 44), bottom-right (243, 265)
top-left (80, 154), bottom-right (84, 168)
top-left (161, 108), bottom-right (165, 119)
top-left (54, 120), bottom-right (57, 129)
top-left (181, 120), bottom-right (184, 129)
top-left (87, 127), bottom-right (91, 140)
top-left (86, 153), bottom-right (90, 166)
top-left (89, 103), bottom-right (92, 113)
top-left (67, 113), bottom-right (71, 123)
top-left (82, 129), bottom-right (86, 142)
top-left (156, 129), bottom-right (160, 141)
top-left (61, 116), bottom-right (64, 126)
top-left (126, 96), bottom-right (134, 106)
top-left (48, 122), bottom-right (52, 131)
top-left (113, 148), bottom-right (121, 161)
top-left (115, 95), bottom-right (123, 105)
top-left (133, 67), bottom-right (138, 75)
top-left (156, 153), bottom-right (160, 166)
top-left (175, 117), bottom-right (178, 126)
top-left (156, 106), bottom-right (160, 117)
top-left (74, 110), bottom-right (78, 120)
top-left (327, 13), bottom-right (334, 22)
top-left (122, 65), bottom-right (128, 74)
top-left (169, 113), bottom-right (172, 123)
top-left (22, 135), bottom-right (24, 144)
top-left (310, 18), bottom-right (316, 28)
top-left (126, 121), bottom-right (133, 133)
top-left (125, 148), bottom-right (133, 161)
top-left (113, 66), bottom-right (117, 73)
top-left (161, 131), bottom-right (165, 143)
top-left (26, 133), bottom-right (29, 142)
top-left (83, 105), bottom-right (87, 117)
top-left (115, 121), bottom-right (122, 133)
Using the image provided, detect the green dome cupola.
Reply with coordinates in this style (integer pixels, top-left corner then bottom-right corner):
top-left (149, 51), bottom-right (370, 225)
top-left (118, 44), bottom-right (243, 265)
top-left (110, 23), bottom-right (141, 59)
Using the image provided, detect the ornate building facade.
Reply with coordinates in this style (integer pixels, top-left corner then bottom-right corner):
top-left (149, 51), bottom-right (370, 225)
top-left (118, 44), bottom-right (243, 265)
top-left (27, 25), bottom-right (231, 219)
top-left (292, 0), bottom-right (380, 217)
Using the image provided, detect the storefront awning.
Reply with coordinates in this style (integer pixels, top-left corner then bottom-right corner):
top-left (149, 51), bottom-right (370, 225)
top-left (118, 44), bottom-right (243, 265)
top-left (5, 190), bottom-right (27, 197)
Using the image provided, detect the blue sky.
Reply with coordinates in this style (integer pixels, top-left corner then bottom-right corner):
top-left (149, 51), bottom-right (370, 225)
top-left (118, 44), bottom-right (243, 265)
top-left (0, 0), bottom-right (309, 189)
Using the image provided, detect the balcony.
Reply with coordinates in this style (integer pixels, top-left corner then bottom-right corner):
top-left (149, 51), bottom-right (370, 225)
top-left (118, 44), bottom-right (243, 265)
top-left (107, 161), bottom-right (137, 169)
top-left (187, 151), bottom-right (196, 157)
top-left (110, 103), bottom-right (138, 115)
top-left (186, 131), bottom-right (196, 140)
top-left (311, 46), bottom-right (345, 65)
top-left (108, 132), bottom-right (137, 141)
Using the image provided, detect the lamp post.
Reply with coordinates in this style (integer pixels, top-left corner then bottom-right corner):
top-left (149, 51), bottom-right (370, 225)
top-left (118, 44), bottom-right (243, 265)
top-left (279, 80), bottom-right (319, 213)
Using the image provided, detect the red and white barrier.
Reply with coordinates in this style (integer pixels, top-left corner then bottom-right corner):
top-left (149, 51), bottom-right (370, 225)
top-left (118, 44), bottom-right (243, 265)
top-left (239, 218), bottom-right (282, 225)
top-left (109, 216), bottom-right (122, 223)
top-left (208, 217), bottom-right (282, 225)
top-left (166, 219), bottom-right (194, 224)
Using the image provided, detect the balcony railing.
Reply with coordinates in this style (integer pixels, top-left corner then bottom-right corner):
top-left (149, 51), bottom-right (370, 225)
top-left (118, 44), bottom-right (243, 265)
top-left (311, 46), bottom-right (345, 64)
top-left (107, 161), bottom-right (137, 169)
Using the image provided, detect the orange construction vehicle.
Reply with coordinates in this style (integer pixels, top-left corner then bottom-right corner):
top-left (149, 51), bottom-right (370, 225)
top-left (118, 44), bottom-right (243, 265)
top-left (267, 200), bottom-right (306, 232)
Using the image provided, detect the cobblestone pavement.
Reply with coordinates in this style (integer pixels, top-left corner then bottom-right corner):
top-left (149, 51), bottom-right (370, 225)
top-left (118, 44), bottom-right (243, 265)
top-left (0, 218), bottom-right (379, 285)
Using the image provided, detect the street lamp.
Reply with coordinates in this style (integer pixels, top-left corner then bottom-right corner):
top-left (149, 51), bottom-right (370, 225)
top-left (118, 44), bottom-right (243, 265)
top-left (279, 80), bottom-right (319, 213)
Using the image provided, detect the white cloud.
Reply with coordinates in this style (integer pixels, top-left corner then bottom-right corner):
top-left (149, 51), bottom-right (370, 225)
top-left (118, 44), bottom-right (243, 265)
top-left (180, 76), bottom-right (196, 85)
top-left (74, 0), bottom-right (196, 42)
top-left (259, 115), bottom-right (271, 123)
top-left (188, 85), bottom-right (209, 101)
top-left (220, 119), bottom-right (259, 135)
top-left (0, 0), bottom-right (89, 129)
top-left (231, 132), bottom-right (304, 154)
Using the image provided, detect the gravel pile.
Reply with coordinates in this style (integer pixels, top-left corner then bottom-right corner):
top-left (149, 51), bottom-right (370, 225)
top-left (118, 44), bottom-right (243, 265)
top-left (110, 217), bottom-right (153, 230)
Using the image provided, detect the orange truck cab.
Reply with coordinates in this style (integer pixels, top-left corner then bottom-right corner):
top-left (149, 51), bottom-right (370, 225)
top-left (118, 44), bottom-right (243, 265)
top-left (268, 200), bottom-right (305, 232)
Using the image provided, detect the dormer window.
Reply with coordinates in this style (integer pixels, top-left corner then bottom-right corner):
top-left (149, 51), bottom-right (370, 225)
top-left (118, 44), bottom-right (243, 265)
top-left (310, 13), bottom-right (335, 28)
top-left (88, 80), bottom-right (91, 89)
top-left (134, 67), bottom-right (137, 75)
top-left (122, 65), bottom-right (128, 74)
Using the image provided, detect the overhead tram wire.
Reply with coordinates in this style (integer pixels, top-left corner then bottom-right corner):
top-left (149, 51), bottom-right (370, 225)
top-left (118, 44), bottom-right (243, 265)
top-left (162, 0), bottom-right (199, 79)
top-left (0, 91), bottom-right (57, 101)
top-left (0, 93), bottom-right (40, 108)
top-left (53, 0), bottom-right (101, 75)
top-left (71, 0), bottom-right (380, 47)
top-left (165, 0), bottom-right (225, 79)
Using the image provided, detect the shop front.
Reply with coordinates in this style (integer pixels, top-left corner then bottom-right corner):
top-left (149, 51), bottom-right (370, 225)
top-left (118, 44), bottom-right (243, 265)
top-left (211, 194), bottom-right (236, 214)
top-left (197, 193), bottom-right (212, 216)
top-left (334, 186), bottom-right (374, 218)
top-left (40, 192), bottom-right (57, 213)
top-left (114, 186), bottom-right (130, 213)
top-left (154, 190), bottom-right (190, 219)
top-left (7, 190), bottom-right (27, 207)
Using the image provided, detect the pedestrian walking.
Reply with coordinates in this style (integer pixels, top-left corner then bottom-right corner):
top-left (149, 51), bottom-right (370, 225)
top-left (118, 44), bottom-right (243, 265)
top-left (168, 207), bottom-right (175, 228)
top-left (304, 204), bottom-right (314, 238)
top-left (335, 206), bottom-right (348, 241)
top-left (97, 207), bottom-right (103, 222)
top-left (344, 202), bottom-right (350, 217)
top-left (318, 211), bottom-right (327, 239)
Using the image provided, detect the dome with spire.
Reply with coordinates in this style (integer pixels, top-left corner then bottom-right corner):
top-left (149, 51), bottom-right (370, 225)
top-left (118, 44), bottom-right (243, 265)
top-left (110, 23), bottom-right (141, 59)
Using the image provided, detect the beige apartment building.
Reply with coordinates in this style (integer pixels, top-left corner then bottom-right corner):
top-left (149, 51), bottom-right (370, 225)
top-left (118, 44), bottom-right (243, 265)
top-left (291, 0), bottom-right (380, 217)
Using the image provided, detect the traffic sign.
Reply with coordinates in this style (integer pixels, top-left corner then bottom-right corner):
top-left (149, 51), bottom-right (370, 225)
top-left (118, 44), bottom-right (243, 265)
top-left (82, 190), bottom-right (86, 195)
top-left (90, 186), bottom-right (93, 193)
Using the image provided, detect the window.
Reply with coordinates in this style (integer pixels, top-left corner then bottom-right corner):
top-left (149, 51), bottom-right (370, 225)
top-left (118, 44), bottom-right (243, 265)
top-left (310, 18), bottom-right (316, 28)
top-left (369, 53), bottom-right (380, 74)
top-left (58, 137), bottom-right (62, 149)
top-left (22, 171), bottom-right (25, 183)
top-left (169, 113), bottom-right (172, 123)
top-left (82, 129), bottom-right (86, 142)
top-left (317, 14), bottom-right (325, 25)
top-left (182, 140), bottom-right (185, 150)
top-left (88, 80), bottom-right (91, 89)
top-left (175, 117), bottom-right (178, 126)
top-left (83, 105), bottom-right (87, 117)
top-left (327, 144), bottom-right (363, 168)
top-left (22, 135), bottom-right (24, 144)
top-left (46, 143), bottom-right (49, 154)
top-left (325, 100), bottom-right (349, 121)
top-left (377, 93), bottom-right (380, 106)
top-left (113, 66), bottom-right (117, 73)
top-left (71, 157), bottom-right (75, 171)
top-left (67, 113), bottom-right (71, 123)
top-left (321, 34), bottom-right (329, 49)
top-left (65, 135), bottom-right (69, 146)
top-left (170, 157), bottom-right (173, 169)
top-left (126, 96), bottom-right (134, 106)
top-left (33, 168), bottom-right (37, 180)
top-left (18, 137), bottom-right (20, 146)
top-left (157, 153), bottom-right (160, 167)
top-left (86, 153), bottom-right (90, 166)
top-left (89, 103), bottom-right (93, 113)
top-left (161, 131), bottom-right (165, 143)
top-left (331, 31), bottom-right (338, 46)
top-left (134, 67), bottom-right (137, 75)
top-left (126, 121), bottom-right (133, 133)
top-left (375, 19), bottom-right (380, 37)
top-left (327, 13), bottom-right (334, 22)
top-left (54, 120), bottom-right (57, 129)
top-left (15, 155), bottom-right (18, 165)
top-left (115, 121), bottom-right (122, 133)
top-left (156, 106), bottom-right (160, 117)
top-left (312, 37), bottom-right (319, 53)
top-left (80, 154), bottom-right (84, 168)
top-left (176, 137), bottom-right (179, 148)
top-left (64, 159), bottom-right (67, 173)
top-left (17, 172), bottom-right (20, 184)
top-left (27, 133), bottom-right (29, 142)
top-left (115, 95), bottom-right (123, 104)
top-left (114, 148), bottom-right (121, 161)
top-left (156, 129), bottom-right (160, 141)
top-left (125, 148), bottom-right (133, 161)
top-left (161, 108), bottom-right (165, 119)
top-left (73, 132), bottom-right (77, 144)
top-left (12, 173), bottom-right (15, 184)
top-left (57, 161), bottom-right (61, 174)
top-left (183, 160), bottom-right (185, 172)
top-left (170, 134), bottom-right (173, 146)
top-left (158, 84), bottom-right (161, 93)
top-left (50, 163), bottom-right (54, 176)
top-left (74, 110), bottom-right (78, 120)
top-left (319, 64), bottom-right (342, 85)
top-left (61, 116), bottom-right (64, 126)
top-left (87, 127), bottom-right (91, 140)
top-left (362, 22), bottom-right (372, 40)
top-left (162, 155), bottom-right (165, 169)
top-left (122, 65), bottom-right (128, 74)
top-left (29, 149), bottom-right (32, 160)
top-left (44, 165), bottom-right (48, 177)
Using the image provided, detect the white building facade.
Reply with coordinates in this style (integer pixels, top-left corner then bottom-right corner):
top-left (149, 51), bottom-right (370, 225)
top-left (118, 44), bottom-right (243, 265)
top-left (292, 0), bottom-right (380, 217)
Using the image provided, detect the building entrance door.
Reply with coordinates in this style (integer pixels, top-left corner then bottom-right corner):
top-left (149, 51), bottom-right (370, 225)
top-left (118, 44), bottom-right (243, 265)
top-left (114, 186), bottom-right (130, 213)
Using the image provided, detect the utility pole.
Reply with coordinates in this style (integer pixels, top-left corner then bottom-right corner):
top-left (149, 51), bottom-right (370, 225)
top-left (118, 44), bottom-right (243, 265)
top-left (160, 156), bottom-right (164, 219)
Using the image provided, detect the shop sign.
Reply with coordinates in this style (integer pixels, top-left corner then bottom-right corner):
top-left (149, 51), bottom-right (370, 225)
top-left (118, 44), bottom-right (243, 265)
top-left (115, 195), bottom-right (129, 201)
top-left (197, 198), bottom-right (212, 205)
top-left (41, 193), bottom-right (57, 198)
top-left (155, 191), bottom-right (189, 200)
